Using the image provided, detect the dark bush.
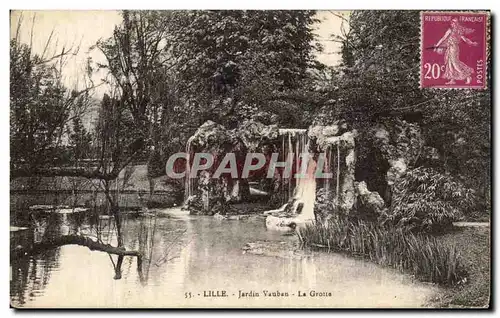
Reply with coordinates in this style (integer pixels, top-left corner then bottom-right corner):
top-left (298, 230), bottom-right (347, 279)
top-left (381, 167), bottom-right (476, 232)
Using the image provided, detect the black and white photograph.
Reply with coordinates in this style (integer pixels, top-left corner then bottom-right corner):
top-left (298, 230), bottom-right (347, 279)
top-left (8, 8), bottom-right (491, 309)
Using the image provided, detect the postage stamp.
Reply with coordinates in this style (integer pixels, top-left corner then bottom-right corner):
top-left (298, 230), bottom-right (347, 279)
top-left (420, 11), bottom-right (489, 89)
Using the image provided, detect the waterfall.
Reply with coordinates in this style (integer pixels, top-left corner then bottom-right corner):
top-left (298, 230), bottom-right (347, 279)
top-left (277, 129), bottom-right (316, 222)
top-left (324, 144), bottom-right (340, 202)
top-left (184, 136), bottom-right (194, 201)
top-left (324, 144), bottom-right (340, 205)
top-left (287, 133), bottom-right (293, 200)
top-left (274, 128), bottom-right (346, 223)
top-left (336, 144), bottom-right (340, 201)
top-left (325, 146), bottom-right (331, 196)
top-left (292, 139), bottom-right (316, 222)
top-left (278, 128), bottom-right (308, 135)
top-left (278, 128), bottom-right (308, 204)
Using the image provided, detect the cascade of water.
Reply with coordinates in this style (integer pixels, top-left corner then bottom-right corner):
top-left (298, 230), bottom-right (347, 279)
top-left (277, 129), bottom-right (308, 205)
top-left (274, 128), bottom-right (316, 222)
top-left (278, 128), bottom-right (307, 135)
top-left (336, 144), bottom-right (340, 201)
top-left (184, 136), bottom-right (194, 201)
top-left (204, 191), bottom-right (209, 211)
top-left (281, 134), bottom-right (286, 204)
top-left (287, 132), bottom-right (293, 200)
top-left (183, 127), bottom-right (320, 220)
top-left (292, 137), bottom-right (316, 222)
top-left (325, 146), bottom-right (331, 197)
top-left (295, 132), bottom-right (300, 183)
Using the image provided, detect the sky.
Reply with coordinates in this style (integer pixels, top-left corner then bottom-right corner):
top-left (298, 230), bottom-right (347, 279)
top-left (10, 10), bottom-right (123, 96)
top-left (10, 10), bottom-right (346, 97)
top-left (314, 11), bottom-right (347, 66)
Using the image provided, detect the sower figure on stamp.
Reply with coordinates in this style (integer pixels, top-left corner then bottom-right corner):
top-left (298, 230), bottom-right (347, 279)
top-left (434, 18), bottom-right (478, 85)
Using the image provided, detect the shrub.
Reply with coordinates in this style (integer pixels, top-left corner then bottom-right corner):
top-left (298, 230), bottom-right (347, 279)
top-left (298, 219), bottom-right (467, 285)
top-left (382, 167), bottom-right (476, 232)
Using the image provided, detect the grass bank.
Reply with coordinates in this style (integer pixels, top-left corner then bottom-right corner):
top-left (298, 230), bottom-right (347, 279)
top-left (429, 227), bottom-right (490, 308)
top-left (297, 219), bottom-right (467, 285)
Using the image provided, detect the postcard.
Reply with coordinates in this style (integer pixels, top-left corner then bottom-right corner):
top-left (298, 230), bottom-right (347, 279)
top-left (10, 9), bottom-right (491, 309)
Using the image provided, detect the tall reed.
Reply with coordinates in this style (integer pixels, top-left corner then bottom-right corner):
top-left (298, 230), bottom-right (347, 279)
top-left (298, 219), bottom-right (466, 285)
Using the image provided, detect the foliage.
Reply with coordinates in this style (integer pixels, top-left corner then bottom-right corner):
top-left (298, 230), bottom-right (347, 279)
top-left (92, 94), bottom-right (142, 178)
top-left (10, 20), bottom-right (98, 176)
top-left (93, 11), bottom-right (174, 131)
top-left (10, 39), bottom-right (71, 170)
top-left (93, 10), bottom-right (202, 180)
top-left (321, 11), bottom-right (426, 124)
top-left (381, 167), bottom-right (476, 232)
top-left (69, 115), bottom-right (92, 161)
top-left (422, 90), bottom-right (491, 213)
top-left (298, 219), bottom-right (467, 285)
top-left (147, 150), bottom-right (164, 178)
top-left (167, 10), bottom-right (323, 128)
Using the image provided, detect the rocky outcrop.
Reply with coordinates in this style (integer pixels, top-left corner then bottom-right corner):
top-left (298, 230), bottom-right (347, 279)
top-left (265, 215), bottom-right (297, 232)
top-left (185, 120), bottom-right (281, 215)
top-left (313, 188), bottom-right (336, 222)
top-left (237, 120), bottom-right (279, 152)
top-left (366, 119), bottom-right (441, 203)
top-left (308, 122), bottom-right (358, 221)
top-left (185, 121), bottom-right (248, 214)
top-left (188, 121), bottom-right (233, 151)
top-left (386, 158), bottom-right (407, 186)
top-left (307, 120), bottom-right (349, 149)
top-left (308, 120), bottom-right (430, 223)
top-left (353, 181), bottom-right (385, 220)
top-left (371, 120), bottom-right (425, 185)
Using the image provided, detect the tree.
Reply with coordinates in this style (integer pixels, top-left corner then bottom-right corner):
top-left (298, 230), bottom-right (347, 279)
top-left (92, 10), bottom-right (188, 191)
top-left (10, 17), bottom-right (97, 178)
top-left (69, 113), bottom-right (92, 161)
top-left (10, 38), bottom-right (76, 173)
top-left (168, 10), bottom-right (323, 128)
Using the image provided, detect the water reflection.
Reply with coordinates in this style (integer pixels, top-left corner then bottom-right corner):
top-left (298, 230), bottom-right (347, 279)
top-left (11, 207), bottom-right (440, 308)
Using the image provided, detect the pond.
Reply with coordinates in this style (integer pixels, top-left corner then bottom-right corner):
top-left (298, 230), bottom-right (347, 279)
top-left (10, 205), bottom-right (440, 308)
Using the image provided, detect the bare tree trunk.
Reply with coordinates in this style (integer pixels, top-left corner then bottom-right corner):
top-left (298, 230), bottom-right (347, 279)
top-left (103, 179), bottom-right (123, 247)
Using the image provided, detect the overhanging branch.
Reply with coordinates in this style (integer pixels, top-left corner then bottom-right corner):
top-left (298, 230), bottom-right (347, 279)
top-left (11, 234), bottom-right (142, 260)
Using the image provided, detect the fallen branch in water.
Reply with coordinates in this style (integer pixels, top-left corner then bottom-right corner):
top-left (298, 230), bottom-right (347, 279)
top-left (12, 235), bottom-right (143, 280)
top-left (11, 234), bottom-right (142, 260)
